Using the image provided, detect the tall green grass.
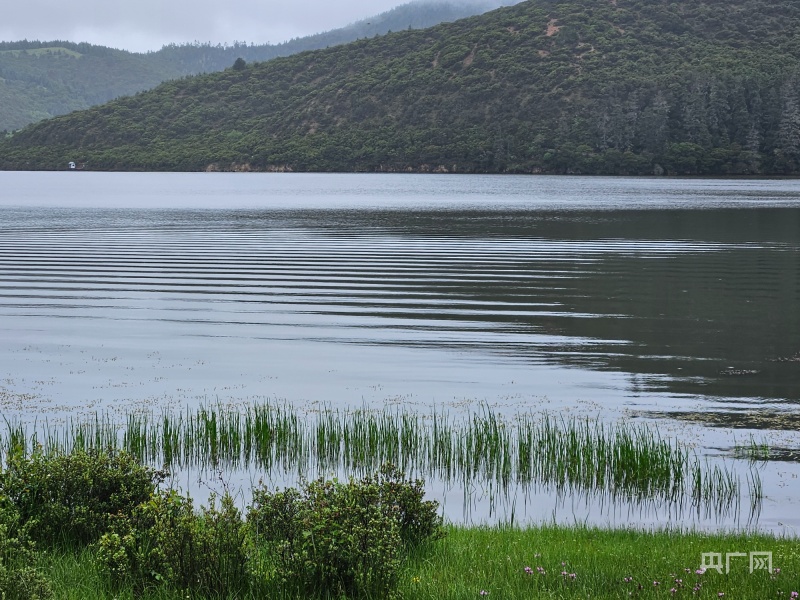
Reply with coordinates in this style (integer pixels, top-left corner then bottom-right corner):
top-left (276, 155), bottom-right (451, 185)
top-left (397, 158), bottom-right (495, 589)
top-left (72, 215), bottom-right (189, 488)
top-left (1, 404), bottom-right (757, 516)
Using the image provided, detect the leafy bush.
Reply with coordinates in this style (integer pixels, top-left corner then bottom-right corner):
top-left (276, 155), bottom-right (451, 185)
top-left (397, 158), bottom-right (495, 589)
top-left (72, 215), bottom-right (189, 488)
top-left (0, 449), bottom-right (166, 547)
top-left (1, 451), bottom-right (443, 599)
top-left (247, 465), bottom-right (444, 598)
top-left (249, 479), bottom-right (400, 598)
top-left (368, 464), bottom-right (445, 548)
top-left (96, 490), bottom-right (248, 597)
top-left (0, 507), bottom-right (53, 600)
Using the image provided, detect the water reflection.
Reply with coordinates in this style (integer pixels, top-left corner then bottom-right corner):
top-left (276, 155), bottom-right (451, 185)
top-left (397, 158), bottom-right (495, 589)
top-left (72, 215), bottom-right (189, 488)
top-left (2, 203), bottom-right (800, 410)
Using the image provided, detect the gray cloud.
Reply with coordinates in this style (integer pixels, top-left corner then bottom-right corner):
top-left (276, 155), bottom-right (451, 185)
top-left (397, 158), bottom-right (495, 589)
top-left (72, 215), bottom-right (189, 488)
top-left (0, 0), bottom-right (410, 52)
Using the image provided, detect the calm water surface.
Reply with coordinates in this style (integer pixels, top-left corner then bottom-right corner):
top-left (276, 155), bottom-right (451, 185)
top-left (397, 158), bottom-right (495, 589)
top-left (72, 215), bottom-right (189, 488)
top-left (1, 172), bottom-right (799, 530)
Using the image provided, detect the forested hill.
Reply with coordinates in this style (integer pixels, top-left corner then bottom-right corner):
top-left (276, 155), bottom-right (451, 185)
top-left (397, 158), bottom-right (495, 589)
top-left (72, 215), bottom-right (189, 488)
top-left (0, 0), bottom-right (517, 132)
top-left (4, 0), bottom-right (800, 175)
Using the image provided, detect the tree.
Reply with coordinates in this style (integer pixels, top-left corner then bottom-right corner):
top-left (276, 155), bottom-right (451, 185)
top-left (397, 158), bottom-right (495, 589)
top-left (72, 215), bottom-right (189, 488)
top-left (776, 76), bottom-right (800, 171)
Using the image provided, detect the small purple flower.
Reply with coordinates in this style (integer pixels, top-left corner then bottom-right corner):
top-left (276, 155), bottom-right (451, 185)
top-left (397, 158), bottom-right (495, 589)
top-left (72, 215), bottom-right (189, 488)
top-left (480, 591), bottom-right (489, 596)
top-left (623, 577), bottom-right (633, 583)
top-left (654, 581), bottom-right (660, 586)
top-left (524, 566), bottom-right (533, 575)
top-left (718, 593), bottom-right (725, 598)
top-left (569, 573), bottom-right (577, 580)
top-left (696, 569), bottom-right (706, 575)
top-left (774, 568), bottom-right (782, 575)
top-left (791, 593), bottom-right (798, 599)
top-left (671, 588), bottom-right (677, 595)
top-left (536, 566), bottom-right (546, 575)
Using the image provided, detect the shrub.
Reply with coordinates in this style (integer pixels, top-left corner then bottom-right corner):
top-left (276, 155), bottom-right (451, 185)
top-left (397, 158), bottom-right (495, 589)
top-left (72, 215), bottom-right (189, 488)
top-left (247, 465), bottom-right (444, 599)
top-left (0, 506), bottom-right (53, 600)
top-left (368, 464), bottom-right (445, 548)
top-left (96, 490), bottom-right (248, 597)
top-left (0, 449), bottom-right (166, 547)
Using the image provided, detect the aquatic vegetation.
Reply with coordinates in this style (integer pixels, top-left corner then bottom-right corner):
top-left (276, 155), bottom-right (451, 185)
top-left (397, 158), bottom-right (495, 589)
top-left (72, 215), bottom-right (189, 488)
top-left (733, 435), bottom-right (772, 462)
top-left (1, 404), bottom-right (759, 517)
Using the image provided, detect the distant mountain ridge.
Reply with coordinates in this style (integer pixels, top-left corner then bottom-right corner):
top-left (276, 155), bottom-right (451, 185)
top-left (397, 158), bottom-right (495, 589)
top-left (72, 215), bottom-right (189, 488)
top-left (4, 0), bottom-right (800, 176)
top-left (0, 0), bottom-right (521, 132)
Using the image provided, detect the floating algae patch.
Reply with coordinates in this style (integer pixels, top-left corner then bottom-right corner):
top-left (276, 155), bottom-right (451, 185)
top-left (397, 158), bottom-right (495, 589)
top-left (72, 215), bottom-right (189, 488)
top-left (0, 404), bottom-right (760, 522)
top-left (642, 409), bottom-right (800, 432)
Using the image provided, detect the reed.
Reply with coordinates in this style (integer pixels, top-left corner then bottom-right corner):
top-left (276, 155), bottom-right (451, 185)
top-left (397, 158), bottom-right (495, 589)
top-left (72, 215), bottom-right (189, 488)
top-left (0, 404), bottom-right (759, 516)
top-left (733, 435), bottom-right (772, 462)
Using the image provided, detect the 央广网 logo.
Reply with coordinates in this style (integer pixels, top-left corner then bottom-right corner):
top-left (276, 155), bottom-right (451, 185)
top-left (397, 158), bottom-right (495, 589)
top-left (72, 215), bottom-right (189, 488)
top-left (700, 552), bottom-right (773, 574)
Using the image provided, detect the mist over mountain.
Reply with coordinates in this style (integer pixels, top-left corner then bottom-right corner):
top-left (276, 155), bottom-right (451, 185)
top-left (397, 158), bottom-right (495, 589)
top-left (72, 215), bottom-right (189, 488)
top-left (0, 0), bottom-right (522, 132)
top-left (4, 0), bottom-right (800, 176)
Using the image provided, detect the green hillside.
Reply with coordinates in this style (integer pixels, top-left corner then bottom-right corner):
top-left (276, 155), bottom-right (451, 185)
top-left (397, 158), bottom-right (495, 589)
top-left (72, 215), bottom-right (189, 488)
top-left (0, 1), bottom-right (514, 132)
top-left (0, 44), bottom-right (177, 132)
top-left (3, 0), bottom-right (800, 175)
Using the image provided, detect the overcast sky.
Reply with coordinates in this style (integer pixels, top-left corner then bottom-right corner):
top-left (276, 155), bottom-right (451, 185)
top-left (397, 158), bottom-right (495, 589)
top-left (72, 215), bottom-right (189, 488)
top-left (0, 0), bottom-right (414, 53)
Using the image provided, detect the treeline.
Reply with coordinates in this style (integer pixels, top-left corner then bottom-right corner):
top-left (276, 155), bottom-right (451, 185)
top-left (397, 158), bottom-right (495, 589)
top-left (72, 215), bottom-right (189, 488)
top-left (0, 0), bottom-right (519, 132)
top-left (158, 0), bottom-right (522, 72)
top-left (4, 0), bottom-right (800, 174)
top-left (536, 71), bottom-right (800, 175)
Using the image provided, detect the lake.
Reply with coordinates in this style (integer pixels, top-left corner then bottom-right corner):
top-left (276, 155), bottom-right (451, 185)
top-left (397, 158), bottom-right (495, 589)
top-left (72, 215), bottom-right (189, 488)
top-left (1, 171), bottom-right (799, 530)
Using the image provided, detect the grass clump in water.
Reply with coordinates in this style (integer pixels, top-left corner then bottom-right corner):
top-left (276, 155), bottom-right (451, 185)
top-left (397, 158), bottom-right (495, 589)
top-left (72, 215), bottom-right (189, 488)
top-left (1, 404), bottom-right (759, 518)
top-left (733, 435), bottom-right (772, 462)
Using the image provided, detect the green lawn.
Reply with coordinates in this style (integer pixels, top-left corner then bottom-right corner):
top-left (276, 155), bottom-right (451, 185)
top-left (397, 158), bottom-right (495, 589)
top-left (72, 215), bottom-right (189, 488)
top-left (401, 525), bottom-right (800, 599)
top-left (39, 524), bottom-right (800, 599)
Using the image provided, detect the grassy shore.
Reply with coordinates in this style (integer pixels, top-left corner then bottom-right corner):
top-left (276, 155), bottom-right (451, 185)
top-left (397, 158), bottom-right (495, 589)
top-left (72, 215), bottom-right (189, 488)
top-left (1, 408), bottom-right (787, 599)
top-left (40, 525), bottom-right (800, 599)
top-left (404, 525), bottom-right (800, 599)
